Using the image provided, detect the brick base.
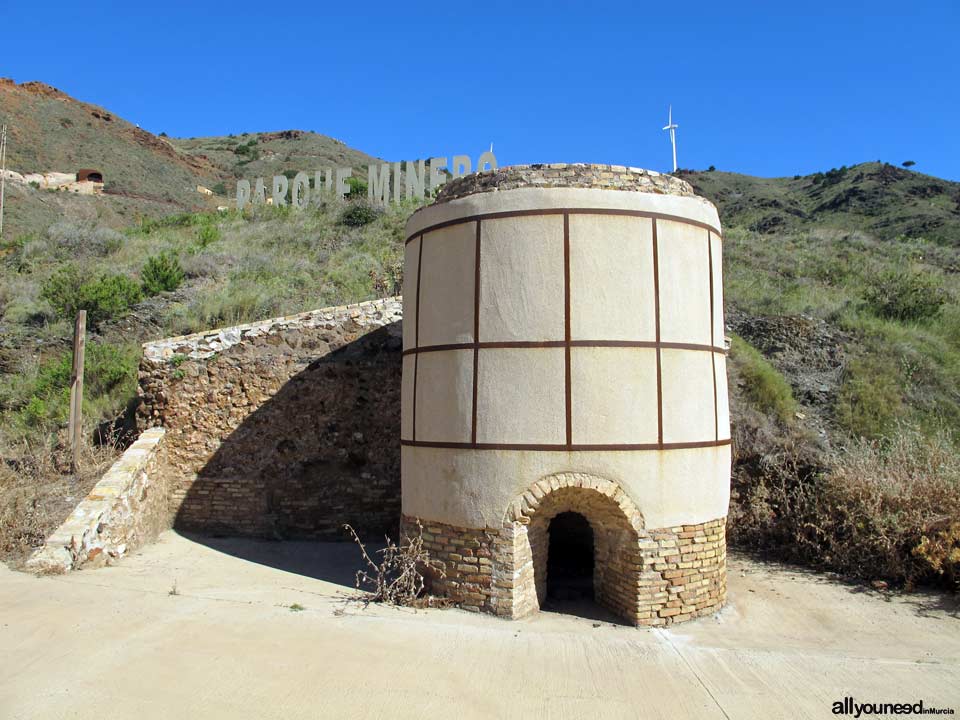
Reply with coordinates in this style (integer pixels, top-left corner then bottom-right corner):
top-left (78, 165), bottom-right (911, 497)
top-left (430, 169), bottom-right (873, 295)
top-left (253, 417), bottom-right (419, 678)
top-left (403, 506), bottom-right (725, 627)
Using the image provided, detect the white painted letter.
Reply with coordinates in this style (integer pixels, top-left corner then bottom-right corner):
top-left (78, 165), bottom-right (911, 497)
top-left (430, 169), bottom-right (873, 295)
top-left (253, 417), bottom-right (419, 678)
top-left (477, 151), bottom-right (498, 172)
top-left (368, 163), bottom-right (390, 206)
top-left (236, 179), bottom-right (251, 210)
top-left (253, 177), bottom-right (266, 204)
top-left (429, 157), bottom-right (448, 194)
top-left (405, 159), bottom-right (425, 200)
top-left (336, 167), bottom-right (352, 200)
top-left (392, 162), bottom-right (402, 203)
top-left (292, 172), bottom-right (310, 208)
top-left (272, 175), bottom-right (289, 206)
top-left (451, 155), bottom-right (472, 178)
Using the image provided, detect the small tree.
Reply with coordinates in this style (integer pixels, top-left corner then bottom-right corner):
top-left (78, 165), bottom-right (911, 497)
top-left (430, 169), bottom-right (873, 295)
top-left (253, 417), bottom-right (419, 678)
top-left (141, 252), bottom-right (185, 295)
top-left (902, 160), bottom-right (916, 168)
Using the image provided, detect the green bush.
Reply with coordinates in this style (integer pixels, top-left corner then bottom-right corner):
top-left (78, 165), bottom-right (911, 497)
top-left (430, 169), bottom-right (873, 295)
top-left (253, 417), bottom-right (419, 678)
top-left (730, 335), bottom-right (798, 423)
top-left (196, 223), bottom-right (221, 248)
top-left (863, 269), bottom-right (947, 322)
top-left (346, 176), bottom-right (368, 198)
top-left (212, 182), bottom-right (227, 195)
top-left (14, 342), bottom-right (139, 429)
top-left (41, 266), bottom-right (142, 326)
top-left (836, 356), bottom-right (903, 439)
top-left (142, 252), bottom-right (185, 295)
top-left (340, 203), bottom-right (379, 228)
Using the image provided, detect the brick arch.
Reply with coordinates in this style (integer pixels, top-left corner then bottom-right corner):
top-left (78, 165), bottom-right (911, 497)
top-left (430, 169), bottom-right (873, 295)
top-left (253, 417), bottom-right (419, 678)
top-left (499, 473), bottom-right (646, 622)
top-left (502, 472), bottom-right (645, 532)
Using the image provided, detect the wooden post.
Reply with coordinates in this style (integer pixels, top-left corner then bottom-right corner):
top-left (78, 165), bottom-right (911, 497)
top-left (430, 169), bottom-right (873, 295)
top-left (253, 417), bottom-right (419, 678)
top-left (68, 310), bottom-right (86, 474)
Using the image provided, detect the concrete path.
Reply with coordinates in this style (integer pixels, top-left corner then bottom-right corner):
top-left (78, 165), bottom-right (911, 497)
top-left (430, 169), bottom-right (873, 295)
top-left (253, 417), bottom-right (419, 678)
top-left (1, 531), bottom-right (958, 719)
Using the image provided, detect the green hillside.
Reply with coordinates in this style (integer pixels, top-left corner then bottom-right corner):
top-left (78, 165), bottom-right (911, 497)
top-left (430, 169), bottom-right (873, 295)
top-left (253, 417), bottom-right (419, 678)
top-left (169, 130), bottom-right (382, 186)
top-left (0, 80), bottom-right (385, 240)
top-left (679, 163), bottom-right (960, 245)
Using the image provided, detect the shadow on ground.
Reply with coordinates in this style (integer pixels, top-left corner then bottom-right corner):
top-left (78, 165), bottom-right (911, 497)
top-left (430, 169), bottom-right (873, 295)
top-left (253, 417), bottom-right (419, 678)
top-left (171, 322), bottom-right (402, 588)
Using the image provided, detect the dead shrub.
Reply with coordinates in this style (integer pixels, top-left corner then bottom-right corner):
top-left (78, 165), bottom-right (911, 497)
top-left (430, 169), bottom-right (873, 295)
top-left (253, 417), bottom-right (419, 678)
top-left (0, 427), bottom-right (120, 567)
top-left (343, 521), bottom-right (447, 608)
top-left (730, 424), bottom-right (960, 589)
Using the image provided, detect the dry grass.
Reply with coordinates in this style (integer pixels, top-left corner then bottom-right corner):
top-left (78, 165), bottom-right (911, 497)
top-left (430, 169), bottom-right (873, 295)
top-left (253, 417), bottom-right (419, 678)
top-left (730, 422), bottom-right (960, 588)
top-left (0, 425), bottom-right (120, 567)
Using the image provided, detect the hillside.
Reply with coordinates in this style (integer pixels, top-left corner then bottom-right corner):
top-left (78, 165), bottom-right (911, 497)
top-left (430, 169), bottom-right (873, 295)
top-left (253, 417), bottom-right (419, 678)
top-left (679, 163), bottom-right (960, 245)
top-left (0, 80), bottom-right (383, 239)
top-left (169, 130), bottom-right (382, 184)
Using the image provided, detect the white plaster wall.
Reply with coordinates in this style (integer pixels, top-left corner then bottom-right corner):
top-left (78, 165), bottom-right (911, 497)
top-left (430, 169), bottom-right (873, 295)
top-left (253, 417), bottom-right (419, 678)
top-left (478, 215), bottom-right (565, 343)
top-left (710, 232), bottom-right (725, 345)
top-left (475, 348), bottom-right (566, 444)
top-left (570, 347), bottom-right (658, 444)
top-left (401, 444), bottom-right (731, 530)
top-left (569, 214), bottom-right (656, 341)
top-left (658, 220), bottom-right (712, 346)
top-left (401, 354), bottom-right (415, 440)
top-left (415, 350), bottom-right (474, 443)
top-left (714, 355), bottom-right (732, 442)
top-left (660, 349), bottom-right (716, 444)
top-left (418, 223), bottom-right (476, 347)
top-left (402, 236), bottom-right (421, 351)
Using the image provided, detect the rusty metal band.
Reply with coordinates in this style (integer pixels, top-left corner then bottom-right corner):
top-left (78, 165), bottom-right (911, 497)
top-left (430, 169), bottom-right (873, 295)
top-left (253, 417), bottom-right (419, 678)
top-left (708, 230), bottom-right (718, 443)
top-left (412, 234), bottom-right (423, 442)
top-left (563, 213), bottom-right (572, 448)
top-left (405, 207), bottom-right (722, 245)
top-left (400, 439), bottom-right (733, 452)
top-left (471, 220), bottom-right (481, 445)
top-left (401, 340), bottom-right (728, 357)
top-left (653, 218), bottom-right (663, 447)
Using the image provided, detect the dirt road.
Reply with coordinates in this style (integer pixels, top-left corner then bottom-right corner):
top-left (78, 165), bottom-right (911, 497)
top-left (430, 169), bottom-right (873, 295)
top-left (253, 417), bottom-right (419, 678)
top-left (1, 531), bottom-right (957, 719)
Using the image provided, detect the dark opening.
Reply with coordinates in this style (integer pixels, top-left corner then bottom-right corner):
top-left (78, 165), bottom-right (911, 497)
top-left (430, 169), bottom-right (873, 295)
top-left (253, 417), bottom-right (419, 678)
top-left (546, 512), bottom-right (594, 602)
top-left (86, 172), bottom-right (103, 183)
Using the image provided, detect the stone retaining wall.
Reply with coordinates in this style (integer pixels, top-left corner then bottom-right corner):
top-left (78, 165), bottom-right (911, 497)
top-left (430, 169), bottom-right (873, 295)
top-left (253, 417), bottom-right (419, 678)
top-left (27, 428), bottom-right (167, 573)
top-left (137, 298), bottom-right (403, 540)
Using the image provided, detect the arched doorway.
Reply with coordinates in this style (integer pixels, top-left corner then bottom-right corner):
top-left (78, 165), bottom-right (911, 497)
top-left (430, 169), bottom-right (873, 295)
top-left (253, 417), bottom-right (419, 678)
top-left (501, 473), bottom-right (645, 624)
top-left (546, 511), bottom-right (594, 603)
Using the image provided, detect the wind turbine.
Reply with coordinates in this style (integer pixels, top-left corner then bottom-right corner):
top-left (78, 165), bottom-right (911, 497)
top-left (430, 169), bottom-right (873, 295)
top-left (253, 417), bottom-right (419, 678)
top-left (662, 106), bottom-right (678, 172)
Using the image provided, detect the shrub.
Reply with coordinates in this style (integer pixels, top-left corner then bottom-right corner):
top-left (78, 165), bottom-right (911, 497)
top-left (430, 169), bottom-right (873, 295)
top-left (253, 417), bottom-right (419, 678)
top-left (212, 182), bottom-right (227, 195)
top-left (836, 356), bottom-right (903, 439)
top-left (729, 428), bottom-right (960, 588)
top-left (196, 223), bottom-right (221, 248)
top-left (41, 266), bottom-right (142, 326)
top-left (863, 269), bottom-right (947, 322)
top-left (142, 252), bottom-right (185, 295)
top-left (13, 342), bottom-right (139, 429)
top-left (340, 203), bottom-right (379, 228)
top-left (729, 335), bottom-right (797, 423)
top-left (346, 176), bottom-right (368, 198)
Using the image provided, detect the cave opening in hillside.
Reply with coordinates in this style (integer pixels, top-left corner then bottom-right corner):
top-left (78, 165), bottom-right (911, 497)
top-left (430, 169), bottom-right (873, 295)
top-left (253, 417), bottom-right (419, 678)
top-left (546, 511), bottom-right (595, 602)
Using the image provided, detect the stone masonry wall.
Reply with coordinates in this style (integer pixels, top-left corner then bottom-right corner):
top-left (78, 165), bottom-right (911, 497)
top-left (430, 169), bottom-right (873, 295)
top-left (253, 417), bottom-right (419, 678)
top-left (137, 298), bottom-right (402, 540)
top-left (27, 428), bottom-right (168, 573)
top-left (404, 511), bottom-right (726, 626)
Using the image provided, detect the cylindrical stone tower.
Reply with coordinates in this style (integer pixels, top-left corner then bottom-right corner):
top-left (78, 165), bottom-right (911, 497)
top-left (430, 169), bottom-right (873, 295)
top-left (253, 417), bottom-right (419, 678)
top-left (401, 164), bottom-right (730, 626)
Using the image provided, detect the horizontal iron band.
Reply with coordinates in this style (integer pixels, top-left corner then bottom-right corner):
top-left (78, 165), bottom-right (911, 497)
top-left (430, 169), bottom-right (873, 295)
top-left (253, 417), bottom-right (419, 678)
top-left (406, 207), bottom-right (722, 245)
top-left (400, 439), bottom-right (732, 452)
top-left (402, 340), bottom-right (728, 357)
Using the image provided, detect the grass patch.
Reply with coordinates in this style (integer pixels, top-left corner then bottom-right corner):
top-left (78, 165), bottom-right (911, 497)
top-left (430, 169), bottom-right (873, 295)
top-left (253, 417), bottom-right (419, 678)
top-left (729, 335), bottom-right (797, 423)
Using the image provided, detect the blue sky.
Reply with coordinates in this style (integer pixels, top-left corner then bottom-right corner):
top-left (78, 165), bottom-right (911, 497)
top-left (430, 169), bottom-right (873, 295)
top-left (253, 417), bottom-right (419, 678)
top-left (3, 0), bottom-right (958, 179)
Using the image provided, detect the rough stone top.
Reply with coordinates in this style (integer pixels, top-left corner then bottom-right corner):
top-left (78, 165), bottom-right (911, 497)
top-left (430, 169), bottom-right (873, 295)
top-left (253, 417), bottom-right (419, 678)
top-left (141, 297), bottom-right (401, 363)
top-left (435, 164), bottom-right (695, 203)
